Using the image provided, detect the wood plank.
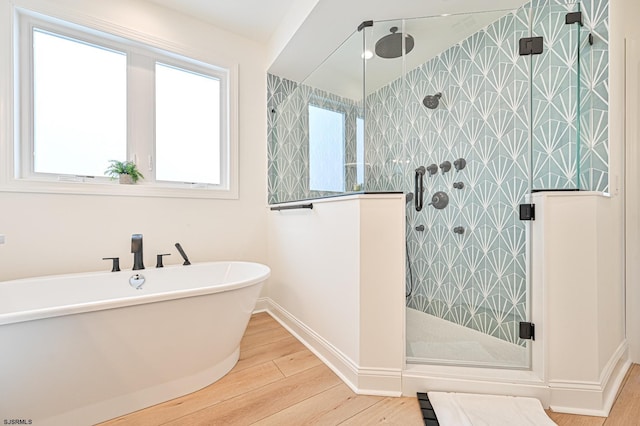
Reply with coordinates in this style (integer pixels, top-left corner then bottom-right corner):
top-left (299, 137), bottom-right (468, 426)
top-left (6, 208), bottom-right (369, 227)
top-left (244, 313), bottom-right (282, 336)
top-left (235, 335), bottom-right (307, 372)
top-left (545, 411), bottom-right (605, 426)
top-left (273, 348), bottom-right (324, 377)
top-left (97, 312), bottom-right (640, 426)
top-left (240, 324), bottom-right (293, 350)
top-left (100, 361), bottom-right (284, 425)
top-left (163, 364), bottom-right (342, 425)
top-left (340, 396), bottom-right (424, 425)
top-left (247, 311), bottom-right (271, 323)
top-left (253, 383), bottom-right (383, 425)
top-left (603, 363), bottom-right (640, 425)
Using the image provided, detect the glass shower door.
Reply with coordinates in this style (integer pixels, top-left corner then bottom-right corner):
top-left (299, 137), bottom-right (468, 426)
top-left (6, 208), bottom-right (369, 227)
top-left (359, 1), bottom-right (583, 369)
top-left (401, 1), bottom-right (585, 369)
top-left (399, 8), bottom-right (534, 369)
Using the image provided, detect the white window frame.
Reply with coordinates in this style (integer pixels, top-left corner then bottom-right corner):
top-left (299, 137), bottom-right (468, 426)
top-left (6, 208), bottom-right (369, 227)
top-left (1, 7), bottom-right (238, 199)
top-left (308, 103), bottom-right (346, 193)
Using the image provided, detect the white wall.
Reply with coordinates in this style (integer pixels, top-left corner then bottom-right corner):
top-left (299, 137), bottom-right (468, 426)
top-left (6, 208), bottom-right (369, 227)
top-left (267, 198), bottom-right (361, 363)
top-left (266, 194), bottom-right (405, 395)
top-left (0, 0), bottom-right (268, 281)
top-left (531, 192), bottom-right (628, 415)
top-left (266, 0), bottom-right (320, 70)
top-left (615, 0), bottom-right (640, 363)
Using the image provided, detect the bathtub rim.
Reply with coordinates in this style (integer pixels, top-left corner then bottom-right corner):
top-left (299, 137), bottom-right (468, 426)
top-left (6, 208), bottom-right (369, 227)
top-left (0, 260), bottom-right (270, 326)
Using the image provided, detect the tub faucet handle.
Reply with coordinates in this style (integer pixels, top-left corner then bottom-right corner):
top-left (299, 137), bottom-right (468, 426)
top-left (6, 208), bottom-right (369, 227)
top-left (156, 253), bottom-right (171, 268)
top-left (102, 257), bottom-right (121, 272)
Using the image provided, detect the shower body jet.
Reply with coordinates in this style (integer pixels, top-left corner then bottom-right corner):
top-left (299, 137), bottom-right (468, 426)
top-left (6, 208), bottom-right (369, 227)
top-left (423, 92), bottom-right (442, 109)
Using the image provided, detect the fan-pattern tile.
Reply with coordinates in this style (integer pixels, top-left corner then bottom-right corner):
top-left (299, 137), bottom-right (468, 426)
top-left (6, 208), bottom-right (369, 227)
top-left (266, 0), bottom-right (609, 345)
top-left (267, 76), bottom-right (363, 204)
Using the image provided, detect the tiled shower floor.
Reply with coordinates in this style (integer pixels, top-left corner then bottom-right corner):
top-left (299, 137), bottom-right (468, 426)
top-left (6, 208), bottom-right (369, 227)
top-left (406, 308), bottom-right (528, 368)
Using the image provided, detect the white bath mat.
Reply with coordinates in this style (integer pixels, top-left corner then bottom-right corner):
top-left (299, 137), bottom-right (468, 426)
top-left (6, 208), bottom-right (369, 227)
top-left (426, 391), bottom-right (557, 426)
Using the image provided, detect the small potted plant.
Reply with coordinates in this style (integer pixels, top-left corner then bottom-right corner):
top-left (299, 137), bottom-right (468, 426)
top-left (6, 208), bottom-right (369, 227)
top-left (105, 160), bottom-right (144, 184)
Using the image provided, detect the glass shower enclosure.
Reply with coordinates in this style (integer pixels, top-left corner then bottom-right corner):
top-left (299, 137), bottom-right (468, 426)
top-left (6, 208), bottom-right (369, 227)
top-left (267, 0), bottom-right (603, 369)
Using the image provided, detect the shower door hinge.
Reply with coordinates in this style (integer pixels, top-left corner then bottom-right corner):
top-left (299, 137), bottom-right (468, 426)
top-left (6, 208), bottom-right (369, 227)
top-left (519, 37), bottom-right (544, 56)
top-left (519, 203), bottom-right (535, 221)
top-left (519, 322), bottom-right (535, 340)
top-left (565, 11), bottom-right (583, 26)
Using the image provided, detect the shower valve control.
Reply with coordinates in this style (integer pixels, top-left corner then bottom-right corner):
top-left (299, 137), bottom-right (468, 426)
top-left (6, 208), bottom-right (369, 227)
top-left (415, 225), bottom-right (425, 232)
top-left (428, 191), bottom-right (449, 209)
top-left (426, 164), bottom-right (438, 176)
top-left (453, 182), bottom-right (465, 189)
top-left (439, 161), bottom-right (451, 173)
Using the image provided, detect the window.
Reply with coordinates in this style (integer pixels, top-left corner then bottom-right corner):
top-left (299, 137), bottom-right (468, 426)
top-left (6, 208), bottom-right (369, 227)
top-left (12, 11), bottom-right (237, 198)
top-left (308, 105), bottom-right (345, 192)
top-left (155, 63), bottom-right (221, 185)
top-left (32, 29), bottom-right (127, 177)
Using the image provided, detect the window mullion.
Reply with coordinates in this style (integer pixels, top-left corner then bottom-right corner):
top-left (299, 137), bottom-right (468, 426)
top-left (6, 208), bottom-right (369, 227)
top-left (19, 16), bottom-right (34, 179)
top-left (127, 52), bottom-right (155, 183)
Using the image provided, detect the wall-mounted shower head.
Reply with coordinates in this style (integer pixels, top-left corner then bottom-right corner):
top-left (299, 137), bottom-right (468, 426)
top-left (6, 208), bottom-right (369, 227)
top-left (375, 26), bottom-right (415, 59)
top-left (423, 92), bottom-right (442, 109)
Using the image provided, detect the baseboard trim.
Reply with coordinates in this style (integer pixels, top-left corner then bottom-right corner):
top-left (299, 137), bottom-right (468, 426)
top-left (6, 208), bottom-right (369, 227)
top-left (254, 298), bottom-right (401, 396)
top-left (253, 297), bottom-right (270, 313)
top-left (403, 364), bottom-right (550, 406)
top-left (548, 341), bottom-right (630, 416)
top-left (357, 366), bottom-right (403, 396)
top-left (254, 300), bottom-right (629, 413)
top-left (262, 298), bottom-right (361, 393)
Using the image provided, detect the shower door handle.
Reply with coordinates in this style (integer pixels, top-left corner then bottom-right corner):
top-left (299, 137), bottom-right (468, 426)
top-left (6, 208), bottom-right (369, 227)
top-left (415, 166), bottom-right (426, 211)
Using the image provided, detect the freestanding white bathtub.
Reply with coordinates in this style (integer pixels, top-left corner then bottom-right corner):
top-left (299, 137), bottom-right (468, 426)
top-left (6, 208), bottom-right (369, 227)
top-left (0, 261), bottom-right (270, 425)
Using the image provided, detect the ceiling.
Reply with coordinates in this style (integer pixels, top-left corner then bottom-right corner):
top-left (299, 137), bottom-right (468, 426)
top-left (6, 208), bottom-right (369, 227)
top-left (146, 0), bottom-right (530, 97)
top-left (145, 0), bottom-right (298, 42)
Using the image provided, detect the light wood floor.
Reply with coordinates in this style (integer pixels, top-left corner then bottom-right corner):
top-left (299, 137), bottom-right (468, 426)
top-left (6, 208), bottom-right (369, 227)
top-left (102, 312), bottom-right (640, 425)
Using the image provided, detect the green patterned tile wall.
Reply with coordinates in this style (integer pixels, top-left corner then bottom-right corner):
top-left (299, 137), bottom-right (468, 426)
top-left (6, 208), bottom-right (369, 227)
top-left (267, 76), bottom-right (362, 204)
top-left (267, 0), bottom-right (609, 345)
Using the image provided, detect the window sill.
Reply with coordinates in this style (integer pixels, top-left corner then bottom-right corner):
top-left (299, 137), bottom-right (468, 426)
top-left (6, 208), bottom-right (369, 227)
top-left (0, 178), bottom-right (238, 200)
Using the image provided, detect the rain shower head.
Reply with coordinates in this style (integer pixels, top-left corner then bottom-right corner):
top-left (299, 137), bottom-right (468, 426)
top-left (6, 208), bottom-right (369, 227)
top-left (375, 26), bottom-right (415, 59)
top-left (423, 92), bottom-right (442, 109)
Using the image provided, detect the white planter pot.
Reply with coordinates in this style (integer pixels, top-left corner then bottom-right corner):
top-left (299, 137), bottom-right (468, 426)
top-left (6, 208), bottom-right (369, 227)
top-left (119, 174), bottom-right (134, 184)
